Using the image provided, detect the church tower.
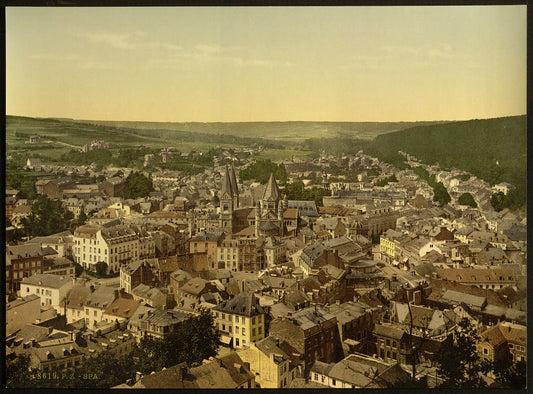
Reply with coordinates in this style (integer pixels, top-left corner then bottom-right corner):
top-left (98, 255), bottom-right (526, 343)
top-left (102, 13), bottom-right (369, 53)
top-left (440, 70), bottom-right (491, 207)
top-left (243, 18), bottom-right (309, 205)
top-left (219, 165), bottom-right (235, 233)
top-left (229, 162), bottom-right (239, 209)
top-left (261, 173), bottom-right (281, 214)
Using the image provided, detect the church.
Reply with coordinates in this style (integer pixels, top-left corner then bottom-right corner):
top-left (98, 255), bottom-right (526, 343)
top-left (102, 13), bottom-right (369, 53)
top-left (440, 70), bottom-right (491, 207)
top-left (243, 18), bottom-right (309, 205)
top-left (218, 165), bottom-right (289, 237)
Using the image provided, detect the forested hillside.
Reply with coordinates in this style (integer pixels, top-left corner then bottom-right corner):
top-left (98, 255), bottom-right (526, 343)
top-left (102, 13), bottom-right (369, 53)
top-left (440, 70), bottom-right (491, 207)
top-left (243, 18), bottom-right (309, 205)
top-left (369, 115), bottom-right (527, 207)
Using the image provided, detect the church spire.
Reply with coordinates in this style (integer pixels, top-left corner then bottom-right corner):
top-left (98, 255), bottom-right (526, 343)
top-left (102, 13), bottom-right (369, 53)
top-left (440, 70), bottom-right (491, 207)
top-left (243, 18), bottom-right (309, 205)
top-left (262, 173), bottom-right (280, 202)
top-left (230, 162), bottom-right (239, 208)
top-left (220, 164), bottom-right (233, 200)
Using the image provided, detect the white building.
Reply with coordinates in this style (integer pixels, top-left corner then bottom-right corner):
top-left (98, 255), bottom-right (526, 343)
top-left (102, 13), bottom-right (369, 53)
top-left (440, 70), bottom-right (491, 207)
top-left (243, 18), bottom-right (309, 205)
top-left (217, 238), bottom-right (240, 272)
top-left (73, 224), bottom-right (155, 274)
top-left (263, 237), bottom-right (285, 267)
top-left (19, 274), bottom-right (74, 314)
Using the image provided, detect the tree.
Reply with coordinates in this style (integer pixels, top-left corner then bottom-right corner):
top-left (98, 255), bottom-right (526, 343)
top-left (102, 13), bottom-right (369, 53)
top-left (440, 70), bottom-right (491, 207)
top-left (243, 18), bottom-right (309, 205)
top-left (434, 318), bottom-right (492, 389)
top-left (6, 354), bottom-right (33, 388)
top-left (72, 351), bottom-right (136, 389)
top-left (95, 261), bottom-right (108, 277)
top-left (78, 211), bottom-right (88, 225)
top-left (490, 192), bottom-right (506, 212)
top-left (133, 310), bottom-right (220, 374)
top-left (458, 193), bottom-right (477, 207)
top-left (123, 172), bottom-right (154, 199)
top-left (239, 159), bottom-right (287, 184)
top-left (492, 359), bottom-right (527, 389)
top-left (74, 262), bottom-right (84, 277)
top-left (21, 195), bottom-right (74, 238)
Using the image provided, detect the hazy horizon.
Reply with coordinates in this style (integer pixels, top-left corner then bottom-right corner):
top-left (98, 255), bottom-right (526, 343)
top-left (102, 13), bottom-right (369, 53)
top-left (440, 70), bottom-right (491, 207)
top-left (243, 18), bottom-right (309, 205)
top-left (7, 6), bottom-right (526, 123)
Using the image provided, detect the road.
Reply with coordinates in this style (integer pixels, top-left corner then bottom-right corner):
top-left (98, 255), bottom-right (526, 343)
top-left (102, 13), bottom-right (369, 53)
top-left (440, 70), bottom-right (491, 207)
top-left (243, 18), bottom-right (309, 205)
top-left (79, 271), bottom-right (121, 287)
top-left (44, 140), bottom-right (82, 150)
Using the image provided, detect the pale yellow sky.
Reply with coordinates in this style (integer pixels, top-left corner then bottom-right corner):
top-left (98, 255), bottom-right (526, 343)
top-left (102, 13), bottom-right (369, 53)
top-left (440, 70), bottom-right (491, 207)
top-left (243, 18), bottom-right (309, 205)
top-left (6, 6), bottom-right (527, 122)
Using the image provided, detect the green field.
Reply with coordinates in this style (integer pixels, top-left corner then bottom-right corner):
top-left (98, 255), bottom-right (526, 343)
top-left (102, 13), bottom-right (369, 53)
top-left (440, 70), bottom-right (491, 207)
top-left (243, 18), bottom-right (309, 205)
top-left (67, 119), bottom-right (445, 142)
top-left (251, 148), bottom-right (313, 162)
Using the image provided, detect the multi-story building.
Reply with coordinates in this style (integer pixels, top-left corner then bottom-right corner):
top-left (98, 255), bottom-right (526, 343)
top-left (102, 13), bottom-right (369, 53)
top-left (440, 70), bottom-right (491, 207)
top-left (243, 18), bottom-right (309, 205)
top-left (269, 305), bottom-right (344, 377)
top-left (212, 291), bottom-right (266, 349)
top-left (238, 237), bottom-right (265, 272)
top-left (238, 336), bottom-right (301, 388)
top-left (436, 268), bottom-right (516, 291)
top-left (82, 286), bottom-right (118, 329)
top-left (73, 224), bottom-right (154, 274)
top-left (379, 229), bottom-right (405, 263)
top-left (263, 236), bottom-right (285, 267)
top-left (100, 177), bottom-right (125, 197)
top-left (477, 321), bottom-right (527, 364)
top-left (189, 231), bottom-right (225, 270)
top-left (309, 353), bottom-right (410, 388)
top-left (120, 260), bottom-right (157, 294)
top-left (24, 230), bottom-right (74, 259)
top-left (217, 238), bottom-right (240, 272)
top-left (30, 342), bottom-right (84, 373)
top-left (35, 177), bottom-right (75, 199)
top-left (19, 273), bottom-right (75, 314)
top-left (128, 308), bottom-right (190, 340)
top-left (6, 244), bottom-right (44, 294)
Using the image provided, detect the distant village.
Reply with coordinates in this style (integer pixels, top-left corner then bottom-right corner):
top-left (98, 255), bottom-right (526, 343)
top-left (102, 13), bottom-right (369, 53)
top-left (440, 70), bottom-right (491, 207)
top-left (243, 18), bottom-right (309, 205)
top-left (6, 141), bottom-right (527, 389)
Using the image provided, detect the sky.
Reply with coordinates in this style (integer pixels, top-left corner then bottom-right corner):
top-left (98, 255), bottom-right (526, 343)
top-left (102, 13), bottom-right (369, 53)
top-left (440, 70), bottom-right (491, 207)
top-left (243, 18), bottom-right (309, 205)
top-left (6, 6), bottom-right (527, 122)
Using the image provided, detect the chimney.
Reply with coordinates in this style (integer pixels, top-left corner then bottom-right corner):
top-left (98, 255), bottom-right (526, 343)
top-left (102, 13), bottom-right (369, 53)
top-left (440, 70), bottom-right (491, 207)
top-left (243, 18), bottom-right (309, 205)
top-left (114, 289), bottom-right (119, 299)
top-left (135, 371), bottom-right (143, 382)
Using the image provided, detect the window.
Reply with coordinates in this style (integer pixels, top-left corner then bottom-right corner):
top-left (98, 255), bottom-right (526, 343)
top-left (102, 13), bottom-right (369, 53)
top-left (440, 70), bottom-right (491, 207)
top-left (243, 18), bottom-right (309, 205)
top-left (235, 316), bottom-right (239, 323)
top-left (314, 373), bottom-right (318, 381)
top-left (252, 316), bottom-right (256, 325)
top-left (222, 324), bottom-right (226, 331)
top-left (252, 328), bottom-right (256, 337)
top-left (242, 327), bottom-right (245, 335)
top-left (321, 376), bottom-right (325, 383)
top-left (392, 352), bottom-right (397, 360)
top-left (94, 310), bottom-right (97, 317)
top-left (86, 309), bottom-right (89, 315)
top-left (386, 339), bottom-right (390, 346)
top-left (483, 348), bottom-right (488, 355)
top-left (236, 338), bottom-right (239, 346)
top-left (392, 341), bottom-right (397, 347)
top-left (332, 379), bottom-right (336, 386)
top-left (222, 313), bottom-right (225, 320)
top-left (258, 326), bottom-right (262, 335)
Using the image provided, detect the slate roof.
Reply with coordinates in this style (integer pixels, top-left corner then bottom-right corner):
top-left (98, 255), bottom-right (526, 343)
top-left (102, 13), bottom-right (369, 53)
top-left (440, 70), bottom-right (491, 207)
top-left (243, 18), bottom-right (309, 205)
top-left (6, 244), bottom-right (43, 260)
top-left (66, 284), bottom-right (93, 310)
top-left (134, 352), bottom-right (254, 389)
top-left (373, 324), bottom-right (406, 340)
top-left (32, 342), bottom-right (82, 363)
top-left (21, 274), bottom-right (72, 289)
top-left (84, 286), bottom-right (117, 309)
top-left (212, 291), bottom-right (264, 317)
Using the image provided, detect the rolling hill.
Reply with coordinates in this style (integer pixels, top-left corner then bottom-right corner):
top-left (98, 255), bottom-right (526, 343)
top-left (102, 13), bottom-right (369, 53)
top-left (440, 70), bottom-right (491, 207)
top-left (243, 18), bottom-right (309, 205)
top-left (369, 115), bottom-right (527, 205)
